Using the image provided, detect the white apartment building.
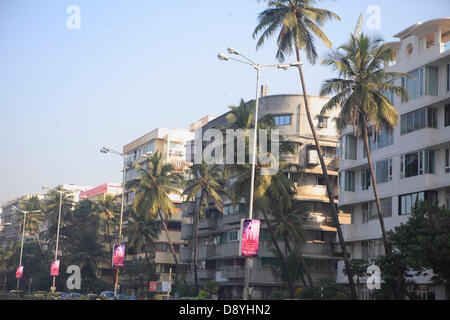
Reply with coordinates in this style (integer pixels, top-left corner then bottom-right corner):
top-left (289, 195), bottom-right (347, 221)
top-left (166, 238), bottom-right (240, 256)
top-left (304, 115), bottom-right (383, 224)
top-left (336, 18), bottom-right (450, 300)
top-left (122, 127), bottom-right (197, 282)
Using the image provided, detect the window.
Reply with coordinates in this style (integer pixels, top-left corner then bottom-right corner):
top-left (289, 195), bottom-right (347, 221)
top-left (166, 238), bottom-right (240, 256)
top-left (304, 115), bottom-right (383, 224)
top-left (373, 127), bottom-right (394, 150)
top-left (317, 176), bottom-right (325, 186)
top-left (445, 105), bottom-right (450, 127)
top-left (445, 149), bottom-right (450, 173)
top-left (274, 115), bottom-right (291, 126)
top-left (362, 239), bottom-right (384, 259)
top-left (399, 191), bottom-right (437, 215)
top-left (401, 150), bottom-right (435, 178)
top-left (375, 159), bottom-right (392, 183)
top-left (361, 168), bottom-right (371, 191)
top-left (344, 171), bottom-right (355, 192)
top-left (229, 231), bottom-right (238, 242)
top-left (406, 44), bottom-right (413, 57)
top-left (402, 67), bottom-right (438, 100)
top-left (447, 64), bottom-right (450, 92)
top-left (314, 231), bottom-right (325, 242)
top-left (343, 135), bottom-right (357, 160)
top-left (368, 198), bottom-right (392, 220)
top-left (318, 116), bottom-right (328, 128)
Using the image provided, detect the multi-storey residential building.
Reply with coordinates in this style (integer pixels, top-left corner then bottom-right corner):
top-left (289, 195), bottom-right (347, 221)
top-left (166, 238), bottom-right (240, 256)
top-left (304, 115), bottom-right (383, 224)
top-left (181, 93), bottom-right (351, 299)
top-left (122, 127), bottom-right (198, 282)
top-left (0, 194), bottom-right (36, 249)
top-left (336, 18), bottom-right (450, 300)
top-left (79, 183), bottom-right (122, 201)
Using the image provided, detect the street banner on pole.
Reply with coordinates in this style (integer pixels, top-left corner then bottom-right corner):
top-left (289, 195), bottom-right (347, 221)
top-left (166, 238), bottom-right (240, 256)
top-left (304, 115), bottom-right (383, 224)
top-left (112, 244), bottom-right (125, 267)
top-left (239, 219), bottom-right (260, 257)
top-left (16, 266), bottom-right (23, 279)
top-left (50, 260), bottom-right (60, 276)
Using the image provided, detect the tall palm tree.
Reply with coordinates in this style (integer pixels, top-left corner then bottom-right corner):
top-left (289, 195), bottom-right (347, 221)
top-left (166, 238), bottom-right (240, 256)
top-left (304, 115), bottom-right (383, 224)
top-left (91, 195), bottom-right (119, 255)
top-left (125, 207), bottom-right (161, 263)
top-left (90, 195), bottom-right (120, 284)
top-left (61, 200), bottom-right (109, 290)
top-left (44, 186), bottom-right (74, 227)
top-left (253, 0), bottom-right (358, 299)
top-left (125, 151), bottom-right (188, 288)
top-left (182, 162), bottom-right (226, 295)
top-left (320, 33), bottom-right (411, 256)
top-left (17, 196), bottom-right (45, 256)
top-left (222, 97), bottom-right (314, 294)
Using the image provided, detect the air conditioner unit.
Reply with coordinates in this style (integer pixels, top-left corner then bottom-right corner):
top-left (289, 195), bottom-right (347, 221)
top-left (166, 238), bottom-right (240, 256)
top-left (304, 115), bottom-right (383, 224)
top-left (308, 149), bottom-right (319, 165)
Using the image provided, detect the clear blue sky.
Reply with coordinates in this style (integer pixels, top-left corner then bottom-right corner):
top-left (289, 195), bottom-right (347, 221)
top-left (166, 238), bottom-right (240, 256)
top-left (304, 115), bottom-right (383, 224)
top-left (0, 0), bottom-right (449, 205)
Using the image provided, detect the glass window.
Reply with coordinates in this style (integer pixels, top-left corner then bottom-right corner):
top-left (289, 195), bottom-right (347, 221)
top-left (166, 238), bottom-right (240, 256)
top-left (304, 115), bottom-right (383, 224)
top-left (399, 191), bottom-right (437, 215)
top-left (426, 66), bottom-right (438, 96)
top-left (447, 64), bottom-right (450, 92)
top-left (445, 105), bottom-right (450, 127)
top-left (445, 149), bottom-right (450, 173)
top-left (405, 153), bottom-right (419, 178)
top-left (344, 171), bottom-right (355, 192)
top-left (376, 159), bottom-right (391, 184)
top-left (361, 168), bottom-right (371, 191)
top-left (345, 135), bottom-right (357, 160)
top-left (274, 115), bottom-right (291, 126)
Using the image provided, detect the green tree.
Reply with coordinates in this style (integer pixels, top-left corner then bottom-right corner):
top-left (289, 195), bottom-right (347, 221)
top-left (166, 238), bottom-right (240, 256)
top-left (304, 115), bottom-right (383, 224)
top-left (91, 195), bottom-right (119, 254)
top-left (121, 257), bottom-right (158, 298)
top-left (388, 202), bottom-right (450, 296)
top-left (125, 151), bottom-right (187, 288)
top-left (16, 195), bottom-right (45, 256)
top-left (125, 207), bottom-right (160, 263)
top-left (320, 33), bottom-right (411, 257)
top-left (253, 0), bottom-right (357, 299)
top-left (64, 202), bottom-right (109, 292)
top-left (343, 259), bottom-right (370, 298)
top-left (182, 163), bottom-right (226, 295)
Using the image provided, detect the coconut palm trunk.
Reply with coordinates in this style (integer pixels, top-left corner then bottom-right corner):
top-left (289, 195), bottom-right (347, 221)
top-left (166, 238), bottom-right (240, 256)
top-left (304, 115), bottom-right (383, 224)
top-left (276, 204), bottom-right (313, 293)
top-left (295, 47), bottom-right (358, 299)
top-left (361, 123), bottom-right (390, 254)
top-left (261, 210), bottom-right (296, 296)
top-left (192, 191), bottom-right (206, 295)
top-left (158, 210), bottom-right (188, 289)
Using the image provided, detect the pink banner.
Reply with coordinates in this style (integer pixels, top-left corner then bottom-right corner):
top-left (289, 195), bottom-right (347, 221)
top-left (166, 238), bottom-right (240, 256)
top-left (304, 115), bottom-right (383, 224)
top-left (240, 219), bottom-right (260, 257)
top-left (112, 244), bottom-right (125, 267)
top-left (50, 260), bottom-right (60, 276)
top-left (16, 266), bottom-right (23, 279)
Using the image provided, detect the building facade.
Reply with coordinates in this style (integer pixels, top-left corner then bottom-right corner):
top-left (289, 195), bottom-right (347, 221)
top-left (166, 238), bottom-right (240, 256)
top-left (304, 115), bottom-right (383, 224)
top-left (121, 127), bottom-right (197, 282)
top-left (335, 18), bottom-right (450, 300)
top-left (181, 94), bottom-right (350, 299)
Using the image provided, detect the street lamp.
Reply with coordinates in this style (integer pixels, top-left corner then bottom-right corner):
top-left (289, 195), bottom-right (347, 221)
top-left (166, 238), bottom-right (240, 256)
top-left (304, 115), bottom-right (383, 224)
top-left (100, 146), bottom-right (126, 299)
top-left (11, 206), bottom-right (41, 291)
top-left (218, 47), bottom-right (300, 300)
top-left (42, 185), bottom-right (71, 293)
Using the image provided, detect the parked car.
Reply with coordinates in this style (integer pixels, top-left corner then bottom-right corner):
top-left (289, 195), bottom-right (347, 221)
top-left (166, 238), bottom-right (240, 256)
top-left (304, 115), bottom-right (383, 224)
top-left (69, 292), bottom-right (82, 299)
top-left (117, 294), bottom-right (137, 300)
top-left (100, 291), bottom-right (115, 300)
top-left (56, 292), bottom-right (70, 299)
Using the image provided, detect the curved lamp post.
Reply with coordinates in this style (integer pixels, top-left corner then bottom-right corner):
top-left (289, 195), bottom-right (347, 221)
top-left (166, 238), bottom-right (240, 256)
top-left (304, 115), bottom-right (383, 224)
top-left (100, 146), bottom-right (126, 299)
top-left (218, 47), bottom-right (300, 300)
top-left (11, 206), bottom-right (41, 291)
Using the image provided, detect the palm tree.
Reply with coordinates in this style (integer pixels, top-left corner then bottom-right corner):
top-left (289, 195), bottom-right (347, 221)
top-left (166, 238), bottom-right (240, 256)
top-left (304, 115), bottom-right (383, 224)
top-left (320, 33), bottom-right (411, 256)
top-left (64, 206), bottom-right (109, 290)
top-left (125, 151), bottom-right (188, 288)
top-left (182, 162), bottom-right (226, 295)
top-left (125, 207), bottom-right (161, 263)
top-left (91, 195), bottom-right (119, 255)
top-left (253, 0), bottom-right (358, 299)
top-left (17, 196), bottom-right (45, 256)
top-left (90, 195), bottom-right (120, 284)
top-left (222, 97), bottom-right (314, 294)
top-left (43, 185), bottom-right (75, 241)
